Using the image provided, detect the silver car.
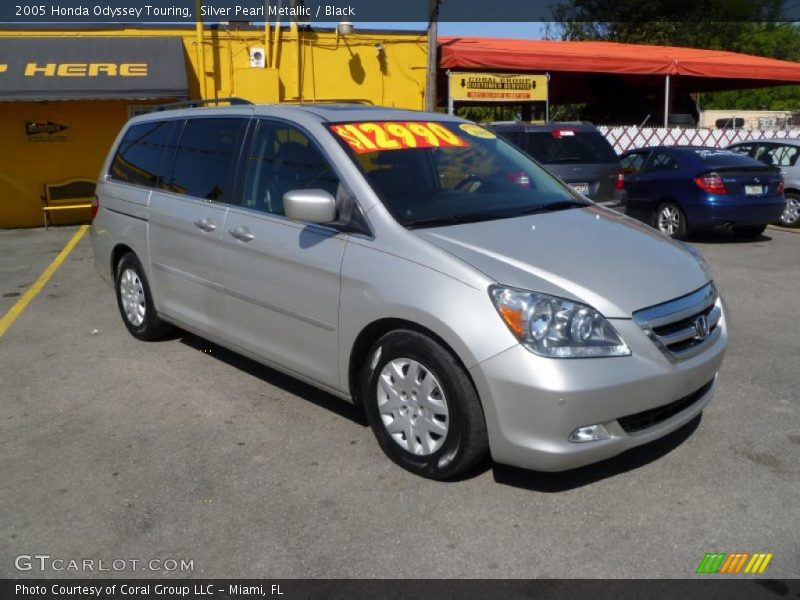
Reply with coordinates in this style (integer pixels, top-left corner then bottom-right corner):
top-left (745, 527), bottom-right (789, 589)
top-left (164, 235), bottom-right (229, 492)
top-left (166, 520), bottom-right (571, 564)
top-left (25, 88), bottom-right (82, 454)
top-left (91, 101), bottom-right (728, 479)
top-left (728, 139), bottom-right (800, 228)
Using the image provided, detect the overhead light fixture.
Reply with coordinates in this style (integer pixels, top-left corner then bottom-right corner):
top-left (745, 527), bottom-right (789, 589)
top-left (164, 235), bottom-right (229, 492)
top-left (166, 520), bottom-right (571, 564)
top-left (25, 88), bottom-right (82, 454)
top-left (337, 21), bottom-right (354, 35)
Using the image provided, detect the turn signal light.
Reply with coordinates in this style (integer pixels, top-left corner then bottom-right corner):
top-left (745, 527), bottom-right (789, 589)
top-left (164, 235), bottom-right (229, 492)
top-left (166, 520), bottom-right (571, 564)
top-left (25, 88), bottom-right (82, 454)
top-left (694, 173), bottom-right (728, 195)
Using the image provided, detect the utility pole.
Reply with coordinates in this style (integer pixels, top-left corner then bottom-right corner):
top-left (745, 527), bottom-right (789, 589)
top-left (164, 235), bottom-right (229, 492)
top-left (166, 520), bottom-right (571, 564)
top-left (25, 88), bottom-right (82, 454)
top-left (194, 0), bottom-right (207, 99)
top-left (425, 0), bottom-right (440, 112)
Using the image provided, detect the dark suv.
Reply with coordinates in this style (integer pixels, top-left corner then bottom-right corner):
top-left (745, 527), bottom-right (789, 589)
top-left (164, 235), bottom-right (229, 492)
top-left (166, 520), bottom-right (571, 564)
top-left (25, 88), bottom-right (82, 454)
top-left (489, 122), bottom-right (621, 205)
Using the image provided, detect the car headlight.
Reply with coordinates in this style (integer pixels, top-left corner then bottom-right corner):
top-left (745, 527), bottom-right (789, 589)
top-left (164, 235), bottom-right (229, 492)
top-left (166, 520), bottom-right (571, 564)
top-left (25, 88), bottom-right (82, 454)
top-left (489, 286), bottom-right (631, 358)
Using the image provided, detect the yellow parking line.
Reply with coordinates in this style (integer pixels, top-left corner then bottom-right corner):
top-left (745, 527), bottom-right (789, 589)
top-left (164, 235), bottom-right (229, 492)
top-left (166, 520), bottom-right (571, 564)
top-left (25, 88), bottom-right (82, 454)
top-left (0, 225), bottom-right (89, 338)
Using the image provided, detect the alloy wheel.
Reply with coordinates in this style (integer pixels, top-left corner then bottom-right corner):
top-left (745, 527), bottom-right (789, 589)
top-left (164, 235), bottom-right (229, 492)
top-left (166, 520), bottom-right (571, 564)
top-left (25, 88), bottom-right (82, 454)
top-left (657, 205), bottom-right (682, 236)
top-left (781, 196), bottom-right (800, 226)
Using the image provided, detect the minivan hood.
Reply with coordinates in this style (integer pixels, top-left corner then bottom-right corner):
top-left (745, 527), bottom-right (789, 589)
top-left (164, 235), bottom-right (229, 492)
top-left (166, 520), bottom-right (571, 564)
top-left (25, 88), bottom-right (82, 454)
top-left (412, 206), bottom-right (710, 318)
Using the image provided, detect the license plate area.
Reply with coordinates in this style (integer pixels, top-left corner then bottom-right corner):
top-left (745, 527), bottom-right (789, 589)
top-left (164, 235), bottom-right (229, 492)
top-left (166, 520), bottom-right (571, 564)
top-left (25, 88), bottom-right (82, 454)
top-left (569, 183), bottom-right (590, 195)
top-left (745, 184), bottom-right (765, 196)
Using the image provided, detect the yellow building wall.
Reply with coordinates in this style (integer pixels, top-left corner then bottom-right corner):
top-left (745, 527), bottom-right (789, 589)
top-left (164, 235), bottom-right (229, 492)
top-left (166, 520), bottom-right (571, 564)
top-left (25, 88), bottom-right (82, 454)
top-left (0, 26), bottom-right (428, 227)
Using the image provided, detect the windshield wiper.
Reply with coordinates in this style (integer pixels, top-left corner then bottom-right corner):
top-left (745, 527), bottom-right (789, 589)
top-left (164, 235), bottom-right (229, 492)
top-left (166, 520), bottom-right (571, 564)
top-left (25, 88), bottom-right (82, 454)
top-left (513, 200), bottom-right (590, 216)
top-left (404, 213), bottom-right (512, 229)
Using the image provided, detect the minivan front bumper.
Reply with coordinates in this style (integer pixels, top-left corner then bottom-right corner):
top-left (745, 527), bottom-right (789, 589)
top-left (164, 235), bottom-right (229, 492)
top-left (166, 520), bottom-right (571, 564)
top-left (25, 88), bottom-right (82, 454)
top-left (469, 312), bottom-right (728, 472)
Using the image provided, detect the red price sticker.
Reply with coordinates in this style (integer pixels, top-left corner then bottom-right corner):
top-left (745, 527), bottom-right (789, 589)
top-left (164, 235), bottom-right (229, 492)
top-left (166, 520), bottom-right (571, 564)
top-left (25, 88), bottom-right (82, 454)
top-left (329, 121), bottom-right (469, 154)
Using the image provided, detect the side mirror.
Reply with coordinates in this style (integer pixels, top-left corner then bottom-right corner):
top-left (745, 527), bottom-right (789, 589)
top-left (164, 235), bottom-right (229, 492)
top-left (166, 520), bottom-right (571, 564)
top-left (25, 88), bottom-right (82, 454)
top-left (283, 189), bottom-right (337, 224)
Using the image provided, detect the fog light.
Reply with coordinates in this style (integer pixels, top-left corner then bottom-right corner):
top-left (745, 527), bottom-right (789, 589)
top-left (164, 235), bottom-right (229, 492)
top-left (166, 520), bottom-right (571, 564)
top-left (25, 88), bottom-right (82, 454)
top-left (569, 424), bottom-right (610, 443)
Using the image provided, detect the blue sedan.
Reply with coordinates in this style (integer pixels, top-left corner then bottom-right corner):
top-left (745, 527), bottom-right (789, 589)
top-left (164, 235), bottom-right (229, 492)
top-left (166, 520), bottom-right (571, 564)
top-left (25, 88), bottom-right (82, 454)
top-left (619, 146), bottom-right (785, 239)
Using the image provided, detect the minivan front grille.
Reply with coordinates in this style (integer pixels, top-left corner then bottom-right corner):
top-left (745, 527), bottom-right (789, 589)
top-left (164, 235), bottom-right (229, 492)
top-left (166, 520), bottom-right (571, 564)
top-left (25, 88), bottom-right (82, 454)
top-left (618, 378), bottom-right (714, 434)
top-left (633, 283), bottom-right (721, 361)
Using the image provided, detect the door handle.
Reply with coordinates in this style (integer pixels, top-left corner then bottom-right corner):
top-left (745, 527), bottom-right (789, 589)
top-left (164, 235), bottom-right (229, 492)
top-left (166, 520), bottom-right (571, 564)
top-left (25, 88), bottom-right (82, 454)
top-left (193, 218), bottom-right (216, 232)
top-left (229, 226), bottom-right (255, 242)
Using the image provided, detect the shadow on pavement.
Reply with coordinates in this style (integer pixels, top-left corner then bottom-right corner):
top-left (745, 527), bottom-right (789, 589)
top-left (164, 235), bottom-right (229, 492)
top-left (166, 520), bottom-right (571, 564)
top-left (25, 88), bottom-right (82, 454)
top-left (175, 330), bottom-right (703, 490)
top-left (178, 332), bottom-right (369, 427)
top-left (689, 230), bottom-right (772, 244)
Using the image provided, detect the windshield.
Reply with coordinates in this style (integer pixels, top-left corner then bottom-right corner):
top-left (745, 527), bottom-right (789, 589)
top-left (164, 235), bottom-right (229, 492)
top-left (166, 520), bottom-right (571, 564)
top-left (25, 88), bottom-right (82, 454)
top-left (327, 120), bottom-right (589, 228)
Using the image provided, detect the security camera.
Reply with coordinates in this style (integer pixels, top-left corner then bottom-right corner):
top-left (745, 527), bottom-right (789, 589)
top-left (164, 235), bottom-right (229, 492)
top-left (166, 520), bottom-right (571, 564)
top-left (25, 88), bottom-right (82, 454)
top-left (249, 47), bottom-right (266, 68)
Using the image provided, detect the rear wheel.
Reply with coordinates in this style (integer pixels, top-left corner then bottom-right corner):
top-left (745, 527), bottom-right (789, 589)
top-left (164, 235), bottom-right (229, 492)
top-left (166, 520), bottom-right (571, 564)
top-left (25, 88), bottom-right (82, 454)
top-left (360, 330), bottom-right (489, 479)
top-left (655, 202), bottom-right (688, 240)
top-left (777, 192), bottom-right (800, 228)
top-left (732, 224), bottom-right (767, 239)
top-left (114, 253), bottom-right (172, 340)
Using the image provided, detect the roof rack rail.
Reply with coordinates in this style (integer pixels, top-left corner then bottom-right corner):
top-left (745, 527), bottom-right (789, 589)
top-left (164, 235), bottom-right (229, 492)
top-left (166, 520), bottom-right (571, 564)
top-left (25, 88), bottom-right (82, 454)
top-left (153, 97), bottom-right (254, 112)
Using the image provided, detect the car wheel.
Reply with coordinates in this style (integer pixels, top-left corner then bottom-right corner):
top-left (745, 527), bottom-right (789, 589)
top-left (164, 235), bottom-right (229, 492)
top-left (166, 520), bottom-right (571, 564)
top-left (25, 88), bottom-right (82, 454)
top-left (114, 253), bottom-right (172, 340)
top-left (732, 224), bottom-right (767, 239)
top-left (777, 192), bottom-right (800, 228)
top-left (655, 202), bottom-right (689, 240)
top-left (360, 330), bottom-right (489, 479)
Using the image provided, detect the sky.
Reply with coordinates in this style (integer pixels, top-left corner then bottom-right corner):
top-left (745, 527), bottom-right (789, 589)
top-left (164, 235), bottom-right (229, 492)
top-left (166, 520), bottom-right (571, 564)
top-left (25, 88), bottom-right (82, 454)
top-left (361, 22), bottom-right (550, 39)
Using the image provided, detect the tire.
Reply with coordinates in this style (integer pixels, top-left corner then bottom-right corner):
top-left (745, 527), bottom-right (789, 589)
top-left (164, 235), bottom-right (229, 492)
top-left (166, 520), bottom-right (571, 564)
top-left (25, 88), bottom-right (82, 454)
top-left (732, 224), bottom-right (767, 239)
top-left (777, 192), bottom-right (800, 228)
top-left (654, 202), bottom-right (689, 240)
top-left (114, 252), bottom-right (172, 340)
top-left (360, 330), bottom-right (489, 480)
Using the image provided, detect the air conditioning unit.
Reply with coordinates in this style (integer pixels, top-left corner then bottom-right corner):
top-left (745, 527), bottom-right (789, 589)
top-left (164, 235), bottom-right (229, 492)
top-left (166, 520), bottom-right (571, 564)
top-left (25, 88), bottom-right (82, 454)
top-left (249, 47), bottom-right (266, 69)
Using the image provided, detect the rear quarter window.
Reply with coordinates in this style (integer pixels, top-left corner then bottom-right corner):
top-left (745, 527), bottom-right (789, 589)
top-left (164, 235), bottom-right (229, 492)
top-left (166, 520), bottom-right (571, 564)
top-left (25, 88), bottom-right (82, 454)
top-left (109, 121), bottom-right (176, 187)
top-left (168, 118), bottom-right (246, 202)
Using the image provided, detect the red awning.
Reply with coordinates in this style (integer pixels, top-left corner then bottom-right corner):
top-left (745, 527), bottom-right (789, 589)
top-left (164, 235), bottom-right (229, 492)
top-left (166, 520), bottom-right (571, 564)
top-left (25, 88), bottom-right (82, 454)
top-left (439, 37), bottom-right (800, 89)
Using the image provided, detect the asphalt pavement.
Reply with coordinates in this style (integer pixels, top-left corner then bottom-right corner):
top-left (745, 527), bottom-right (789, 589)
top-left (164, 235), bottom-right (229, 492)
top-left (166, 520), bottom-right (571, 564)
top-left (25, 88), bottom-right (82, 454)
top-left (1, 224), bottom-right (798, 578)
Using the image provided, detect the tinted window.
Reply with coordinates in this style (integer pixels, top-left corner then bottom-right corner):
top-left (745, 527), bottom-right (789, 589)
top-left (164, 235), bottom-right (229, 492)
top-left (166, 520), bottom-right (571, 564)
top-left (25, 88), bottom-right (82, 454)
top-left (729, 143), bottom-right (755, 157)
top-left (620, 151), bottom-right (650, 174)
top-left (170, 118), bottom-right (245, 202)
top-left (518, 131), bottom-right (619, 164)
top-left (645, 152), bottom-right (679, 172)
top-left (241, 120), bottom-right (339, 216)
top-left (109, 121), bottom-right (175, 187)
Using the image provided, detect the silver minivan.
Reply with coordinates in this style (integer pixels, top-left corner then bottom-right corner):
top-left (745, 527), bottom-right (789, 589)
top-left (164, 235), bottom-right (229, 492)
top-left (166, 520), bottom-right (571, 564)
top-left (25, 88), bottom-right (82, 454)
top-left (91, 101), bottom-right (728, 479)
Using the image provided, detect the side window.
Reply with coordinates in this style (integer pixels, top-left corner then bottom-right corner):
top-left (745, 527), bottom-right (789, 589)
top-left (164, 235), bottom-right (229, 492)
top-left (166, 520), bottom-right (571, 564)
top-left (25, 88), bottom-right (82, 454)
top-left (645, 152), bottom-right (679, 173)
top-left (753, 144), bottom-right (777, 166)
top-left (765, 144), bottom-right (798, 167)
top-left (729, 143), bottom-right (754, 156)
top-left (169, 118), bottom-right (245, 202)
top-left (109, 121), bottom-right (175, 187)
top-left (620, 152), bottom-right (649, 174)
top-left (781, 145), bottom-right (800, 167)
top-left (241, 120), bottom-right (339, 216)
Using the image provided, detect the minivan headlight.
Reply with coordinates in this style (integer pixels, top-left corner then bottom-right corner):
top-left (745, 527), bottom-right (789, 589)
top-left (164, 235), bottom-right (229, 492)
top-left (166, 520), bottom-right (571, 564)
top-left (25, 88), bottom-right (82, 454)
top-left (489, 286), bottom-right (631, 358)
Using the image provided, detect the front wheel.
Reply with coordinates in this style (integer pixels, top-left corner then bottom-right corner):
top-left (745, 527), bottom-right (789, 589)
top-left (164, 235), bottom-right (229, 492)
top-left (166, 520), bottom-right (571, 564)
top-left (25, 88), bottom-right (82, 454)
top-left (732, 224), bottom-right (767, 239)
top-left (655, 202), bottom-right (689, 240)
top-left (777, 192), bottom-right (800, 228)
top-left (360, 330), bottom-right (489, 479)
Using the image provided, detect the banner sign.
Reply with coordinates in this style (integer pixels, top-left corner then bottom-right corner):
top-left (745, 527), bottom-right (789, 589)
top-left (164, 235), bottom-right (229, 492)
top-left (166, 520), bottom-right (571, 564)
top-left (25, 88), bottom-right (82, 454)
top-left (449, 72), bottom-right (548, 103)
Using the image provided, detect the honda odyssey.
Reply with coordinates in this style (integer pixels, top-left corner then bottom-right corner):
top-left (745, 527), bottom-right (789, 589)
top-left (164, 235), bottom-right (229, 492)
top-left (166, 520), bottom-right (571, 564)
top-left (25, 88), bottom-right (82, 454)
top-left (91, 101), bottom-right (728, 479)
